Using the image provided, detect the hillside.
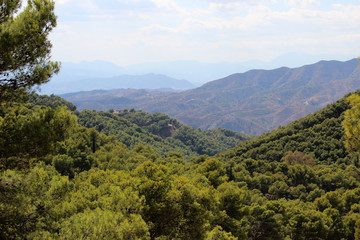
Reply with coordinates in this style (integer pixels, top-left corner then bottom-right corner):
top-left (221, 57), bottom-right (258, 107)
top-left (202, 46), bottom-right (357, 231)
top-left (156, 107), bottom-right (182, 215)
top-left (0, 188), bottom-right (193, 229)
top-left (63, 58), bottom-right (360, 135)
top-left (29, 94), bottom-right (250, 159)
top-left (220, 90), bottom-right (356, 164)
top-left (4, 90), bottom-right (360, 240)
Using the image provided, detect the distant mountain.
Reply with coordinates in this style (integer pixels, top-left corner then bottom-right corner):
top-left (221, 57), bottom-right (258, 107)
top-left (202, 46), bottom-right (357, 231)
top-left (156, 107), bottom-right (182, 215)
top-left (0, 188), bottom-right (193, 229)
top-left (62, 58), bottom-right (360, 135)
top-left (44, 53), bottom-right (354, 94)
top-left (122, 53), bottom-right (353, 84)
top-left (41, 73), bottom-right (194, 94)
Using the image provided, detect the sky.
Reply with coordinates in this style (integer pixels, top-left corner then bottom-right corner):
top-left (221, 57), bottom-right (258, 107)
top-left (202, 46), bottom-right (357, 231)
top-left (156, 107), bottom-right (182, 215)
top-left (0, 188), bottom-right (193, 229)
top-left (48, 0), bottom-right (360, 66)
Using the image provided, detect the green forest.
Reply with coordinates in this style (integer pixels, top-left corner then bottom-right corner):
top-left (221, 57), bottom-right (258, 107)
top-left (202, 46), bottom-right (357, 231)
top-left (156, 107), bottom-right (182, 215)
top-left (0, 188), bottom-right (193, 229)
top-left (2, 1), bottom-right (360, 239)
top-left (3, 89), bottom-right (360, 239)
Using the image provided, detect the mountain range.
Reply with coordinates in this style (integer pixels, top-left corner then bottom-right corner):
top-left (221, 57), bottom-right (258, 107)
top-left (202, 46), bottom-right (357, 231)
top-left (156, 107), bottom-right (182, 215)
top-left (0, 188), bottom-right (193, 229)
top-left (62, 58), bottom-right (360, 135)
top-left (40, 73), bottom-right (194, 94)
top-left (40, 53), bottom-right (354, 95)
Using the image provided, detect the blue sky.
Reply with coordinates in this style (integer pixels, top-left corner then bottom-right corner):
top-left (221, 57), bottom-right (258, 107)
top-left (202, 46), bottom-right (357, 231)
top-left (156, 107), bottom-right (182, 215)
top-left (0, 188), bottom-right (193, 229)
top-left (49, 0), bottom-right (360, 66)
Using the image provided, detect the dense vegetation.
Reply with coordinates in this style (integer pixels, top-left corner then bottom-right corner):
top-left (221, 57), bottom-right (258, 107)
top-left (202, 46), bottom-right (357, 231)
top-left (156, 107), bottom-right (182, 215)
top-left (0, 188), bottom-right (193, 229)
top-left (0, 0), bottom-right (59, 101)
top-left (2, 89), bottom-right (360, 239)
top-left (221, 91), bottom-right (355, 165)
top-left (30, 94), bottom-right (251, 159)
top-left (2, 2), bottom-right (360, 239)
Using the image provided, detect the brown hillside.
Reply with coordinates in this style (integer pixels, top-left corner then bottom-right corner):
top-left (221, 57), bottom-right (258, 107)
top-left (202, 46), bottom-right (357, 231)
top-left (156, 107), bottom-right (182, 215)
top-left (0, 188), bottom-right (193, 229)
top-left (63, 58), bottom-right (360, 135)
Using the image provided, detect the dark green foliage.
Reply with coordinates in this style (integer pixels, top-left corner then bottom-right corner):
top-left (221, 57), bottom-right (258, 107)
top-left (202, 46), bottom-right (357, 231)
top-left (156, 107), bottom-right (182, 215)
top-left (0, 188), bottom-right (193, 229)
top-left (220, 92), bottom-right (354, 165)
top-left (2, 91), bottom-right (360, 239)
top-left (117, 109), bottom-right (251, 155)
top-left (25, 95), bottom-right (251, 158)
top-left (0, 0), bottom-right (60, 101)
top-left (77, 109), bottom-right (198, 159)
top-left (0, 102), bottom-right (77, 170)
top-left (77, 108), bottom-right (250, 159)
top-left (117, 109), bottom-right (181, 138)
top-left (29, 93), bottom-right (77, 111)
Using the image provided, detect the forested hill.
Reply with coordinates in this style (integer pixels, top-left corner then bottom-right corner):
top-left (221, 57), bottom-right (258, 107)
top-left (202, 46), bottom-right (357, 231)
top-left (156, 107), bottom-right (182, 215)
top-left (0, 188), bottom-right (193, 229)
top-left (29, 94), bottom-right (251, 159)
top-left (220, 90), bottom-right (356, 165)
top-left (3, 90), bottom-right (360, 239)
top-left (63, 58), bottom-right (360, 135)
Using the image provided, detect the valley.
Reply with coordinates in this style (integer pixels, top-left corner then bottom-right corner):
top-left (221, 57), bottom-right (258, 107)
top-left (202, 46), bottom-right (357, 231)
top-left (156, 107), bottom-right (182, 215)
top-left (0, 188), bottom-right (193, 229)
top-left (62, 58), bottom-right (360, 135)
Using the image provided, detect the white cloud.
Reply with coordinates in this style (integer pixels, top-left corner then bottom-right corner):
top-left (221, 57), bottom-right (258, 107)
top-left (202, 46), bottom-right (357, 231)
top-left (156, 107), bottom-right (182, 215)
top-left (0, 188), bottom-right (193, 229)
top-left (209, 2), bottom-right (243, 13)
top-left (272, 4), bottom-right (360, 28)
top-left (150, 0), bottom-right (190, 15)
top-left (56, 0), bottom-right (71, 4)
top-left (288, 0), bottom-right (319, 8)
top-left (50, 0), bottom-right (360, 66)
top-left (140, 2), bottom-right (360, 39)
top-left (141, 24), bottom-right (178, 34)
top-left (174, 5), bottom-right (272, 31)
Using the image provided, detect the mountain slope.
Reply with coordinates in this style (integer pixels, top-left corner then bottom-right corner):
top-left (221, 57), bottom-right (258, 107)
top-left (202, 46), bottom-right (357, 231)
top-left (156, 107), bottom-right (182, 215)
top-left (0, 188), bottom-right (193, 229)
top-left (29, 94), bottom-right (250, 159)
top-left (63, 58), bottom-right (360, 135)
top-left (4, 91), bottom-right (360, 240)
top-left (219, 90), bottom-right (357, 165)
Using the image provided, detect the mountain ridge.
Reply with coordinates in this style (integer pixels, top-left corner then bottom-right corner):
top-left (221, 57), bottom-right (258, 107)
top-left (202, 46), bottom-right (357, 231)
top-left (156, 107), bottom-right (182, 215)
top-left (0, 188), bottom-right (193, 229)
top-left (41, 73), bottom-right (194, 94)
top-left (63, 58), bottom-right (360, 135)
top-left (45, 53), bottom-right (355, 90)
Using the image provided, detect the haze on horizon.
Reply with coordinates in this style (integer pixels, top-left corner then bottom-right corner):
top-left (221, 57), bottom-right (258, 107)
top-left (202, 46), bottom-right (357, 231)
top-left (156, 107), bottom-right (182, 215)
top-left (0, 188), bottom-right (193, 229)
top-left (50, 0), bottom-right (360, 68)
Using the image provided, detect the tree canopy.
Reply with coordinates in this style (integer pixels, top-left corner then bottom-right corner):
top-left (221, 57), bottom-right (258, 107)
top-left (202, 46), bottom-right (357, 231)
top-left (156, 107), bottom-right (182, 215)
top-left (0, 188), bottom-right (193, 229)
top-left (1, 1), bottom-right (360, 238)
top-left (0, 0), bottom-right (59, 100)
top-left (343, 94), bottom-right (360, 154)
top-left (2, 91), bottom-right (360, 239)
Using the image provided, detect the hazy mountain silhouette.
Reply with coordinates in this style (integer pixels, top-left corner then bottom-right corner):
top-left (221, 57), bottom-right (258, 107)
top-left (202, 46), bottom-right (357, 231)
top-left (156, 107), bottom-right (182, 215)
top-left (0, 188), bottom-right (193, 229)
top-left (41, 73), bottom-right (194, 94)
